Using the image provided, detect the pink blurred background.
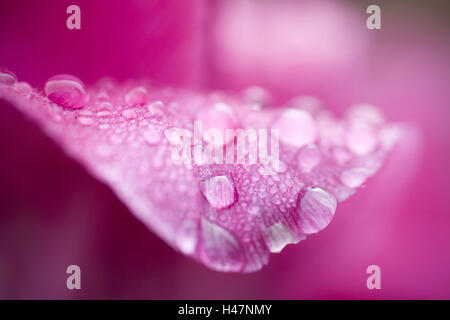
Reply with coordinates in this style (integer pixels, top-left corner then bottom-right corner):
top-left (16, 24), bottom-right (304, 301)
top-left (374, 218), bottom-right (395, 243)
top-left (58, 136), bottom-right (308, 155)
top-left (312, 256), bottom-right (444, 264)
top-left (0, 0), bottom-right (449, 299)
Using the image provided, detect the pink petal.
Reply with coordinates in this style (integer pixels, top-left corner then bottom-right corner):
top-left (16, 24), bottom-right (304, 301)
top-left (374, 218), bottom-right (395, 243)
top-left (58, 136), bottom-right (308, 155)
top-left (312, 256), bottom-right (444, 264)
top-left (0, 74), bottom-right (402, 272)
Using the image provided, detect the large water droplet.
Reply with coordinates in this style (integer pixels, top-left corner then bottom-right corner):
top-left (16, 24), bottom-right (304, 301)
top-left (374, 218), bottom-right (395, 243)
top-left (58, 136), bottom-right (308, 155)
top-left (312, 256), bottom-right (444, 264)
top-left (143, 128), bottom-right (161, 145)
top-left (196, 102), bottom-right (238, 147)
top-left (0, 71), bottom-right (17, 86)
top-left (289, 95), bottom-right (321, 114)
top-left (97, 102), bottom-right (113, 111)
top-left (164, 127), bottom-right (191, 146)
top-left (297, 144), bottom-right (321, 172)
top-left (77, 116), bottom-right (94, 126)
top-left (15, 82), bottom-right (32, 96)
top-left (146, 101), bottom-right (165, 116)
top-left (175, 220), bottom-right (198, 255)
top-left (125, 86), bottom-right (148, 106)
top-left (379, 125), bottom-right (401, 150)
top-left (348, 104), bottom-right (384, 125)
top-left (272, 108), bottom-right (316, 148)
top-left (242, 86), bottom-right (271, 110)
top-left (272, 159), bottom-right (287, 173)
top-left (340, 168), bottom-right (370, 188)
top-left (200, 218), bottom-right (244, 272)
top-left (262, 222), bottom-right (304, 253)
top-left (201, 175), bottom-right (237, 210)
top-left (44, 74), bottom-right (86, 109)
top-left (345, 122), bottom-right (377, 155)
top-left (332, 146), bottom-right (352, 165)
top-left (96, 110), bottom-right (111, 118)
top-left (297, 187), bottom-right (337, 234)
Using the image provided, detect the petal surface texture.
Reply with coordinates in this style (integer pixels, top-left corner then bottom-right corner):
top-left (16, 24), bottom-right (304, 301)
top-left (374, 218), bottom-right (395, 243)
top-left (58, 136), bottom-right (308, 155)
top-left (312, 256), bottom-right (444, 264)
top-left (0, 76), bottom-right (402, 272)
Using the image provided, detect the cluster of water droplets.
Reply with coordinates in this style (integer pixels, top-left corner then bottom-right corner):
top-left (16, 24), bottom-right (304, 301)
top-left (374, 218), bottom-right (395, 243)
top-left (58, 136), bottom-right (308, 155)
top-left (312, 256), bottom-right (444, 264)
top-left (0, 73), bottom-right (400, 272)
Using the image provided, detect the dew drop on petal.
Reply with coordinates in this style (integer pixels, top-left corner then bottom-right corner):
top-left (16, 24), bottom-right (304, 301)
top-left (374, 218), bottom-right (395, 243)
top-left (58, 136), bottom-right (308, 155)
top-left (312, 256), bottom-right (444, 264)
top-left (96, 110), bottom-right (111, 118)
top-left (379, 125), bottom-right (402, 150)
top-left (297, 144), bottom-right (321, 172)
top-left (0, 70), bottom-right (17, 86)
top-left (15, 82), bottom-right (32, 96)
top-left (175, 220), bottom-right (198, 255)
top-left (201, 175), bottom-right (236, 210)
top-left (242, 86), bottom-right (271, 110)
top-left (200, 218), bottom-right (244, 272)
top-left (44, 74), bottom-right (86, 109)
top-left (289, 95), bottom-right (321, 114)
top-left (297, 187), bottom-right (337, 234)
top-left (262, 222), bottom-right (304, 253)
top-left (125, 86), bottom-right (148, 106)
top-left (333, 146), bottom-right (352, 165)
top-left (340, 168), bottom-right (370, 188)
top-left (348, 104), bottom-right (385, 125)
top-left (122, 108), bottom-right (137, 119)
top-left (272, 108), bottom-right (316, 148)
top-left (98, 123), bottom-right (110, 130)
top-left (196, 102), bottom-right (238, 147)
top-left (77, 116), bottom-right (94, 126)
top-left (345, 123), bottom-right (377, 155)
top-left (143, 128), bottom-right (161, 145)
top-left (271, 159), bottom-right (287, 173)
top-left (146, 101), bottom-right (165, 116)
top-left (97, 102), bottom-right (113, 111)
top-left (164, 127), bottom-right (191, 146)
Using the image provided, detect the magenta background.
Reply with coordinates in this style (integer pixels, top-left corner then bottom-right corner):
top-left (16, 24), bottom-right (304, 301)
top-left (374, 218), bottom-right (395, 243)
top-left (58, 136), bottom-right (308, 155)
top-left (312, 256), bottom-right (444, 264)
top-left (0, 0), bottom-right (449, 299)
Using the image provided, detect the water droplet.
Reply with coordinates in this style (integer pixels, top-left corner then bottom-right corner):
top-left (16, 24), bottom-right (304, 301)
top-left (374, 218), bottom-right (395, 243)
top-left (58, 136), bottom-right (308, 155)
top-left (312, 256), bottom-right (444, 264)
top-left (96, 110), bottom-right (111, 118)
top-left (122, 108), bottom-right (137, 119)
top-left (272, 159), bottom-right (287, 173)
top-left (279, 183), bottom-right (287, 193)
top-left (97, 102), bottom-right (113, 111)
top-left (379, 125), bottom-right (401, 150)
top-left (164, 127), bottom-right (191, 146)
top-left (200, 218), bottom-right (244, 272)
top-left (289, 95), bottom-right (321, 114)
top-left (345, 122), bottom-right (377, 155)
top-left (298, 144), bottom-right (321, 172)
top-left (269, 184), bottom-right (277, 195)
top-left (139, 119), bottom-right (149, 127)
top-left (15, 82), bottom-right (32, 96)
top-left (333, 146), bottom-right (352, 165)
top-left (77, 116), bottom-right (94, 126)
top-left (258, 161), bottom-right (276, 176)
top-left (0, 71), bottom-right (17, 86)
top-left (262, 222), bottom-right (305, 253)
top-left (95, 91), bottom-right (110, 102)
top-left (272, 109), bottom-right (316, 148)
top-left (201, 175), bottom-right (236, 210)
top-left (79, 110), bottom-right (93, 117)
top-left (196, 102), bottom-right (238, 147)
top-left (297, 187), bottom-right (337, 234)
top-left (125, 86), bottom-right (148, 106)
top-left (348, 104), bottom-right (384, 125)
top-left (340, 168), bottom-right (370, 188)
top-left (143, 128), bottom-right (161, 145)
top-left (146, 101), bottom-right (165, 116)
top-left (44, 74), bottom-right (86, 109)
top-left (175, 220), bottom-right (198, 255)
top-left (243, 86), bottom-right (271, 110)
